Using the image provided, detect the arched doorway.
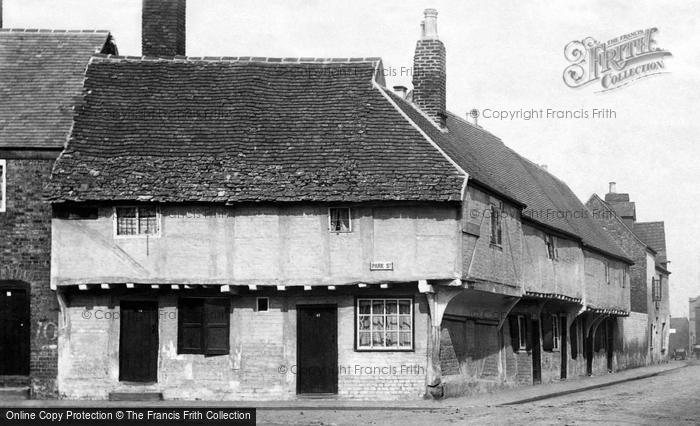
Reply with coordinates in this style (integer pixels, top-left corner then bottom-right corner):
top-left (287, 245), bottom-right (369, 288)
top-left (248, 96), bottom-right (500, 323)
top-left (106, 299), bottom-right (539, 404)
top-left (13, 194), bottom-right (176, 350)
top-left (0, 281), bottom-right (30, 375)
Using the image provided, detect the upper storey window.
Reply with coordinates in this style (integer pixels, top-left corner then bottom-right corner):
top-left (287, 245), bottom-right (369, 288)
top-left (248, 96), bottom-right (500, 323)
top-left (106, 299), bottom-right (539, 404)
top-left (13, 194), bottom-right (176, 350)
top-left (115, 206), bottom-right (160, 237)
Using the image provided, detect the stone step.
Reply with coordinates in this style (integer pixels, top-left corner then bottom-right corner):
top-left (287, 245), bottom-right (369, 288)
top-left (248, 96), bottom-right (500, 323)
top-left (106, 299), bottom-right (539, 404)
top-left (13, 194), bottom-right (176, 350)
top-left (109, 392), bottom-right (163, 401)
top-left (0, 387), bottom-right (30, 400)
top-left (0, 376), bottom-right (30, 388)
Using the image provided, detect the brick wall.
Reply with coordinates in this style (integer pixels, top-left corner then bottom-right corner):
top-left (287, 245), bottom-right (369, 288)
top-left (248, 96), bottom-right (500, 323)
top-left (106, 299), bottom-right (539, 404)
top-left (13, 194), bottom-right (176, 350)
top-left (0, 158), bottom-right (58, 398)
top-left (57, 287), bottom-right (428, 400)
top-left (142, 0), bottom-right (186, 56)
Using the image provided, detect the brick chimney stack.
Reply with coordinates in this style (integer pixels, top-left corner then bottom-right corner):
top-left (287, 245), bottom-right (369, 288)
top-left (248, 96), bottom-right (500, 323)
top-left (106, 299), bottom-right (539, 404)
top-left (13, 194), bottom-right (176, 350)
top-left (142, 0), bottom-right (186, 57)
top-left (605, 183), bottom-right (636, 228)
top-left (412, 9), bottom-right (447, 127)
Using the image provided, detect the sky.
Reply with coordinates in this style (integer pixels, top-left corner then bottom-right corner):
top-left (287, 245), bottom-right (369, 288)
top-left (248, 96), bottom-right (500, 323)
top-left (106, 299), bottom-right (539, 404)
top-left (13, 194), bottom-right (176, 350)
top-left (4, 0), bottom-right (699, 317)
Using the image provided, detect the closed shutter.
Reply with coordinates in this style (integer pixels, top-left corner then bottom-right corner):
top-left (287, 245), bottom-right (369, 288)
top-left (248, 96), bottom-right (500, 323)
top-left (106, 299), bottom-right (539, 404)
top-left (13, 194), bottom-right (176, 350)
top-left (542, 314), bottom-right (554, 351)
top-left (204, 298), bottom-right (230, 355)
top-left (178, 299), bottom-right (204, 354)
top-left (508, 316), bottom-right (520, 352)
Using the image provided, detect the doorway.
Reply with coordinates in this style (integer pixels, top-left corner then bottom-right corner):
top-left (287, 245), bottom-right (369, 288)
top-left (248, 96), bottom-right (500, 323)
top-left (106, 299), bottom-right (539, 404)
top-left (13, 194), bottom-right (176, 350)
top-left (297, 305), bottom-right (338, 394)
top-left (119, 301), bottom-right (159, 382)
top-left (0, 283), bottom-right (30, 375)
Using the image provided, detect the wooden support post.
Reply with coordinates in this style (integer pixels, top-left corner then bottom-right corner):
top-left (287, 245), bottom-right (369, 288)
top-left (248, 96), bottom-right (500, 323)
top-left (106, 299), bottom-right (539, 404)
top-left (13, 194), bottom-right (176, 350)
top-left (497, 296), bottom-right (521, 331)
top-left (420, 279), bottom-right (464, 399)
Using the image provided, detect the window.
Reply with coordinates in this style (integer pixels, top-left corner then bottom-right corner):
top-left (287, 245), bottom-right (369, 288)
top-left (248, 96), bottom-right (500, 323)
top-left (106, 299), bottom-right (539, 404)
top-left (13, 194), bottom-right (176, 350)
top-left (545, 234), bottom-right (557, 260)
top-left (622, 267), bottom-right (627, 288)
top-left (518, 315), bottom-right (527, 350)
top-left (649, 324), bottom-right (654, 349)
top-left (509, 314), bottom-right (528, 352)
top-left (490, 202), bottom-right (503, 245)
top-left (652, 278), bottom-right (662, 301)
top-left (115, 206), bottom-right (159, 236)
top-left (0, 159), bottom-right (6, 213)
top-left (256, 297), bottom-right (269, 312)
top-left (54, 205), bottom-right (99, 220)
top-left (357, 298), bottom-right (413, 350)
top-left (541, 314), bottom-right (560, 351)
top-left (178, 298), bottom-right (230, 355)
top-left (604, 261), bottom-right (610, 285)
top-left (329, 207), bottom-right (351, 232)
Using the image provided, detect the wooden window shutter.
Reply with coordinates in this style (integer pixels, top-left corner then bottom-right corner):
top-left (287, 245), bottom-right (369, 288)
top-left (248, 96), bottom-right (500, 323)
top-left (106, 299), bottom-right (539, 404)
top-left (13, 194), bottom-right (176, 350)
top-left (541, 314), bottom-right (554, 351)
top-left (204, 298), bottom-right (230, 355)
top-left (178, 299), bottom-right (204, 354)
top-left (508, 316), bottom-right (520, 352)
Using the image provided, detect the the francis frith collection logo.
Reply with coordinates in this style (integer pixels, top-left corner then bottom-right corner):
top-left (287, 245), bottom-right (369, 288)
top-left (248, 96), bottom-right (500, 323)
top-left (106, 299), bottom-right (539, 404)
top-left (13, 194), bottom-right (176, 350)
top-left (563, 28), bottom-right (672, 92)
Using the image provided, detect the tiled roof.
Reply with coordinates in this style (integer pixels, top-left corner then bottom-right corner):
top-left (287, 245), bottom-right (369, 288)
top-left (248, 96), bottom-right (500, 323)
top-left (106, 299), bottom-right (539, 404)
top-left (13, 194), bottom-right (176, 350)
top-left (384, 88), bottom-right (631, 262)
top-left (634, 221), bottom-right (667, 264)
top-left (46, 56), bottom-right (466, 203)
top-left (0, 29), bottom-right (114, 149)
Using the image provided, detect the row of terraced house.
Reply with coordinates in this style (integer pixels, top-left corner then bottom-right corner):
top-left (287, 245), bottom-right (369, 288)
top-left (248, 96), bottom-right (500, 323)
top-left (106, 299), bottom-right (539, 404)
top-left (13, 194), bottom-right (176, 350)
top-left (0, 1), bottom-right (671, 400)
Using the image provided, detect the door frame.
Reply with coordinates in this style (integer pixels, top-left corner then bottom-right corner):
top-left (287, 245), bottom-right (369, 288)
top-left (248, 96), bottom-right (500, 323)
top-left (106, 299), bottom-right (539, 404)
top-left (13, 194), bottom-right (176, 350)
top-left (0, 281), bottom-right (31, 376)
top-left (296, 304), bottom-right (338, 395)
top-left (119, 300), bottom-right (159, 383)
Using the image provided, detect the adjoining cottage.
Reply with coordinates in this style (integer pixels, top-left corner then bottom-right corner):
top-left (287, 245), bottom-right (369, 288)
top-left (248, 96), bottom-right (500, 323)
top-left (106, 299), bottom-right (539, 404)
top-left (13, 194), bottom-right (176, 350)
top-left (46, 3), bottom-right (635, 400)
top-left (0, 23), bottom-right (116, 398)
top-left (586, 185), bottom-right (672, 367)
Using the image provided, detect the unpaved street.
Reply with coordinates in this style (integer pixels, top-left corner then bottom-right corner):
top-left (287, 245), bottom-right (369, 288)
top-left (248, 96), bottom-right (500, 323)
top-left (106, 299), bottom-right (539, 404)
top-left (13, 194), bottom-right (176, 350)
top-left (258, 363), bottom-right (700, 425)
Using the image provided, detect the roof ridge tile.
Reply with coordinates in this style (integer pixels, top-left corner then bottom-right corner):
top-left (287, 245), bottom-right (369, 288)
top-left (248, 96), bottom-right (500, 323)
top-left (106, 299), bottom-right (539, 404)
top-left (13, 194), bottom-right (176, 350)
top-left (0, 28), bottom-right (110, 34)
top-left (87, 54), bottom-right (381, 65)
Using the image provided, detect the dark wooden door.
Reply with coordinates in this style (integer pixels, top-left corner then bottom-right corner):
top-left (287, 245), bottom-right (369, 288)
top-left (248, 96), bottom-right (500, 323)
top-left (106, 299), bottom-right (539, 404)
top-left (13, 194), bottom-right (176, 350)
top-left (531, 318), bottom-right (542, 384)
top-left (0, 287), bottom-right (30, 375)
top-left (560, 316), bottom-right (568, 379)
top-left (297, 305), bottom-right (337, 394)
top-left (119, 301), bottom-right (158, 382)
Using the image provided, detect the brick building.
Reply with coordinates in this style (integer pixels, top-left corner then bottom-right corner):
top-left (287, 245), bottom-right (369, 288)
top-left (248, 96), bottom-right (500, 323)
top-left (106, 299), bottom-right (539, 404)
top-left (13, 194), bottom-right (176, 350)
top-left (42, 6), bottom-right (637, 400)
top-left (586, 184), bottom-right (672, 366)
top-left (0, 26), bottom-right (116, 398)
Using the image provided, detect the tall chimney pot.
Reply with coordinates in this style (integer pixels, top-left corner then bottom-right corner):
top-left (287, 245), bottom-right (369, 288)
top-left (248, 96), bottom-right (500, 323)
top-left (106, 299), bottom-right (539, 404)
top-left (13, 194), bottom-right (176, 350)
top-left (609, 182), bottom-right (617, 193)
top-left (422, 8), bottom-right (439, 39)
